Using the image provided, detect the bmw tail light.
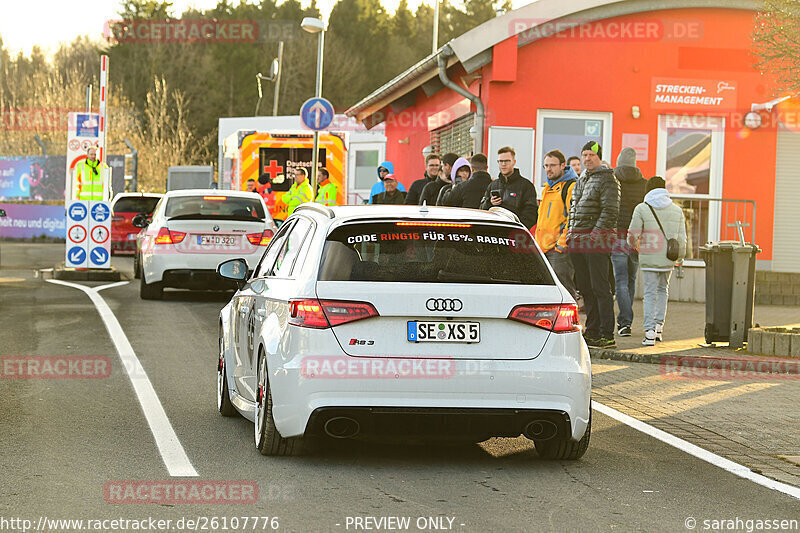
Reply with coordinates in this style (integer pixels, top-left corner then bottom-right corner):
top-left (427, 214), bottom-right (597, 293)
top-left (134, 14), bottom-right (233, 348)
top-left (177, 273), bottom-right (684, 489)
top-left (508, 304), bottom-right (580, 333)
top-left (247, 229), bottom-right (274, 246)
top-left (154, 227), bottom-right (186, 245)
top-left (289, 299), bottom-right (379, 329)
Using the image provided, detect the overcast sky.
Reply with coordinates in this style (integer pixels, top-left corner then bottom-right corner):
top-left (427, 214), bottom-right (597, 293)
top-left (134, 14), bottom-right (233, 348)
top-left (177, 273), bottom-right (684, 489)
top-left (1, 0), bottom-right (528, 58)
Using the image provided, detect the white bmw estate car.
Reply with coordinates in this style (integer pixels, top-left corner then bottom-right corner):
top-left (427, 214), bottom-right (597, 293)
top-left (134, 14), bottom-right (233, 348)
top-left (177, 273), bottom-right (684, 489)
top-left (135, 189), bottom-right (277, 299)
top-left (216, 203), bottom-right (591, 459)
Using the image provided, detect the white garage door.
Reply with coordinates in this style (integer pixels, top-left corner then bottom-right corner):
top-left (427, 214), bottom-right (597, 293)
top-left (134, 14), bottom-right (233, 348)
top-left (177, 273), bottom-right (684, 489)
top-left (772, 125), bottom-right (800, 272)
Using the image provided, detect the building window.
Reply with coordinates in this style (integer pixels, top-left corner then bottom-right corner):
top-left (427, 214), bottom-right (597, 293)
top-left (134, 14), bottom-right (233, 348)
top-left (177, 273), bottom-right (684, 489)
top-left (656, 115), bottom-right (726, 261)
top-left (431, 113), bottom-right (475, 156)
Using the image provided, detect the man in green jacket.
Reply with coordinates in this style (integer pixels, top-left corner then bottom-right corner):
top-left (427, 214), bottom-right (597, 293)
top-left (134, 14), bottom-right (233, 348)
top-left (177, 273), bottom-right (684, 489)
top-left (314, 168), bottom-right (338, 206)
top-left (284, 167), bottom-right (313, 215)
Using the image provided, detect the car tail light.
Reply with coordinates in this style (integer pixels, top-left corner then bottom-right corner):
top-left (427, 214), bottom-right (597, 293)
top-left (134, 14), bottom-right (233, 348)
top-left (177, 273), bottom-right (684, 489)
top-left (154, 227), bottom-right (187, 245)
top-left (289, 299), bottom-right (379, 329)
top-left (203, 195), bottom-right (227, 201)
top-left (508, 304), bottom-right (580, 333)
top-left (247, 229), bottom-right (274, 246)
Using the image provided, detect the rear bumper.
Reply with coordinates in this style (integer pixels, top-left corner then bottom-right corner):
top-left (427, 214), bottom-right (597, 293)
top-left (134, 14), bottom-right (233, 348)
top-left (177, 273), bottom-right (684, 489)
top-left (304, 406), bottom-right (573, 441)
top-left (266, 331), bottom-right (591, 441)
top-left (161, 269), bottom-right (240, 290)
top-left (143, 248), bottom-right (263, 285)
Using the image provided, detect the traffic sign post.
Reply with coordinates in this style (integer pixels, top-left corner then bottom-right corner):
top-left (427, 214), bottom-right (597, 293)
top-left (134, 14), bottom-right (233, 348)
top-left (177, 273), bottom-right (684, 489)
top-left (300, 97), bottom-right (334, 195)
top-left (65, 200), bottom-right (111, 269)
top-left (65, 201), bottom-right (89, 268)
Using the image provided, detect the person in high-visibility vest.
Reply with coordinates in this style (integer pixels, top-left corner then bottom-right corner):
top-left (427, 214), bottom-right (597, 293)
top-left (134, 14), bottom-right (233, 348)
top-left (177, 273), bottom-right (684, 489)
top-left (314, 168), bottom-right (338, 206)
top-left (284, 167), bottom-right (313, 215)
top-left (76, 146), bottom-right (108, 201)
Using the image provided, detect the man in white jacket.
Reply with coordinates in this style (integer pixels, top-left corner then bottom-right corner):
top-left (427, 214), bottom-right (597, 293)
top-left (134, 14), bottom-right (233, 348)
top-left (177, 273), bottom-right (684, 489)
top-left (627, 176), bottom-right (687, 346)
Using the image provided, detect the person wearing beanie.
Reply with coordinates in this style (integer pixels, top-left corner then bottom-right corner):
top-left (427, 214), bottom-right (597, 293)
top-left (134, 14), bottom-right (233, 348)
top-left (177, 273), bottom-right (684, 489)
top-left (436, 156), bottom-right (471, 205)
top-left (611, 147), bottom-right (648, 337)
top-left (567, 140), bottom-right (620, 348)
top-left (627, 176), bottom-right (687, 346)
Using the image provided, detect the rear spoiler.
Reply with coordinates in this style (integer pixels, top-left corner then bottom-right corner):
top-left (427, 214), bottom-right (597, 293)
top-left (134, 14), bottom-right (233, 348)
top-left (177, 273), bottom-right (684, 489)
top-left (488, 207), bottom-right (521, 224)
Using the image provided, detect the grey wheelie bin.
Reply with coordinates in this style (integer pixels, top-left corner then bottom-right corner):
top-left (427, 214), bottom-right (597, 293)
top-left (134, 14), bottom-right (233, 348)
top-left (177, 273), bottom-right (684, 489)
top-left (700, 241), bottom-right (760, 348)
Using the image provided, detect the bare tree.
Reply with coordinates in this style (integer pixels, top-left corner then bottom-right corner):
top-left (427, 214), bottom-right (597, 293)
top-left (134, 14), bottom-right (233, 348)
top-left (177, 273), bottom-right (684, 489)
top-left (753, 0), bottom-right (800, 94)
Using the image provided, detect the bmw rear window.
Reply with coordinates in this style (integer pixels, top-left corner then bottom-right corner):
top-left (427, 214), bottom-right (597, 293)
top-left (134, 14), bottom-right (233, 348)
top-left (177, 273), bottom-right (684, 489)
top-left (319, 221), bottom-right (554, 285)
top-left (113, 197), bottom-right (161, 214)
top-left (165, 195), bottom-right (265, 221)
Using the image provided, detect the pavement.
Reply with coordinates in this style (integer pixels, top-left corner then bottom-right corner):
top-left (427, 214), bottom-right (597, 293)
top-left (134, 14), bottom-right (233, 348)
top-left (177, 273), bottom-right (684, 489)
top-left (585, 299), bottom-right (800, 374)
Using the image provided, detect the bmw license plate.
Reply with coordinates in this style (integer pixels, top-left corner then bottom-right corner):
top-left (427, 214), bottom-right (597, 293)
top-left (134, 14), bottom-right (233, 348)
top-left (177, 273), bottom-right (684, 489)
top-left (407, 321), bottom-right (480, 343)
top-left (198, 235), bottom-right (236, 246)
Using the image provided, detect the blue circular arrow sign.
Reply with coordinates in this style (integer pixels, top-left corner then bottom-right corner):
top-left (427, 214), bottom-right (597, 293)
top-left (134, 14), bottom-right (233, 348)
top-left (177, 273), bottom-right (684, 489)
top-left (67, 246), bottom-right (86, 264)
top-left (300, 97), bottom-right (334, 131)
top-left (90, 246), bottom-right (109, 265)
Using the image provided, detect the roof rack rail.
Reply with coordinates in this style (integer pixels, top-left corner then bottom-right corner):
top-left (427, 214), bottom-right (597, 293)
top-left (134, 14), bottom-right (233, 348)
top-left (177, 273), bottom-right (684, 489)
top-left (295, 202), bottom-right (336, 219)
top-left (488, 206), bottom-right (520, 224)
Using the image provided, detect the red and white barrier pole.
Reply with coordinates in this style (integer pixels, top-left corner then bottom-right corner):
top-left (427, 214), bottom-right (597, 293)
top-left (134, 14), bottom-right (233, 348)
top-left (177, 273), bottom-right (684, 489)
top-left (99, 55), bottom-right (109, 198)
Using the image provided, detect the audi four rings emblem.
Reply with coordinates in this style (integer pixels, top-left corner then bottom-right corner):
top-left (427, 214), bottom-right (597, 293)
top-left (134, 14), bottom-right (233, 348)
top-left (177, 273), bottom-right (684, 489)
top-left (426, 298), bottom-right (463, 312)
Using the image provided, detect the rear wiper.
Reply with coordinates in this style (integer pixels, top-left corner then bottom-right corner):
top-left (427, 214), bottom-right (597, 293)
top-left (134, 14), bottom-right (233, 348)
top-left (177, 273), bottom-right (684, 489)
top-left (436, 270), bottom-right (520, 284)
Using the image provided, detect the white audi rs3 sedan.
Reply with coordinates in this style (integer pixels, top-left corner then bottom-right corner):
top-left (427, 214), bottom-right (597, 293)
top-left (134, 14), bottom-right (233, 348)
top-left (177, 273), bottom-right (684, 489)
top-left (135, 189), bottom-right (277, 300)
top-left (216, 203), bottom-right (591, 459)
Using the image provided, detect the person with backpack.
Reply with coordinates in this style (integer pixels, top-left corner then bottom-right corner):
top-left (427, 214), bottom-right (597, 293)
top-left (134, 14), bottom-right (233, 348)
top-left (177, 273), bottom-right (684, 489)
top-left (534, 150), bottom-right (578, 299)
top-left (627, 176), bottom-right (687, 346)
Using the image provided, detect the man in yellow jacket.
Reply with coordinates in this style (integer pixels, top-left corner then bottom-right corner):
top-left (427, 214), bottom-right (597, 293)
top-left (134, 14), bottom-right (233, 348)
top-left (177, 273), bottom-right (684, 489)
top-left (75, 146), bottom-right (108, 201)
top-left (314, 168), bottom-right (338, 206)
top-left (284, 167), bottom-right (313, 215)
top-left (535, 149), bottom-right (578, 299)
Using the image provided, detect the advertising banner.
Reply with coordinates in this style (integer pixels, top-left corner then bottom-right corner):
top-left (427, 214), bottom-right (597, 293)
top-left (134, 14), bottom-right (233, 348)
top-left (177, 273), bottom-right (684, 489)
top-left (0, 203), bottom-right (66, 239)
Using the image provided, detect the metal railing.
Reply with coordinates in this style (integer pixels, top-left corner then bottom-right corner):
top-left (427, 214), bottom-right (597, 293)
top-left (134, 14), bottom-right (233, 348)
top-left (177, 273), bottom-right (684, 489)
top-left (670, 195), bottom-right (756, 261)
top-left (347, 192), bottom-right (370, 205)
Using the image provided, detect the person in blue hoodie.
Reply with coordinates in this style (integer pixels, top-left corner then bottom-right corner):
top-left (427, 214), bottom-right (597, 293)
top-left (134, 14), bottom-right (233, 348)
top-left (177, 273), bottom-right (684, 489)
top-left (368, 161), bottom-right (406, 204)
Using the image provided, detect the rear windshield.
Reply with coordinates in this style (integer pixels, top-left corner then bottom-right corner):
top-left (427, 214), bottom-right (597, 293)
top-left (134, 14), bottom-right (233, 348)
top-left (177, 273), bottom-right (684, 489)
top-left (165, 195), bottom-right (265, 221)
top-left (319, 221), bottom-right (554, 285)
top-left (113, 197), bottom-right (160, 214)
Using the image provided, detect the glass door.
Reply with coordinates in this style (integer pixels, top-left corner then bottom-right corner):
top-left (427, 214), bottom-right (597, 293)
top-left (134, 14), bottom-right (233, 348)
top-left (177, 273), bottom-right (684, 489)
top-left (534, 109), bottom-right (613, 193)
top-left (347, 142), bottom-right (385, 205)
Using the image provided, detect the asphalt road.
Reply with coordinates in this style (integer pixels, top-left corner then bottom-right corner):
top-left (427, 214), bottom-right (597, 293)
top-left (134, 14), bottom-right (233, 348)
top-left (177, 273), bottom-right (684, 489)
top-left (0, 243), bottom-right (798, 532)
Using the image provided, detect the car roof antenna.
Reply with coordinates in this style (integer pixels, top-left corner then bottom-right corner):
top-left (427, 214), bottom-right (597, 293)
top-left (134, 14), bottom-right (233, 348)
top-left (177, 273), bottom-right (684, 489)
top-left (420, 201), bottom-right (428, 215)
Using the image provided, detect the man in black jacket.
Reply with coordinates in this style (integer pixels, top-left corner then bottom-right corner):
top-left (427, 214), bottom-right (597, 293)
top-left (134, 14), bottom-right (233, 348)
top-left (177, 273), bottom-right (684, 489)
top-left (567, 141), bottom-right (621, 348)
top-left (419, 152), bottom-right (458, 206)
top-left (479, 146), bottom-right (538, 228)
top-left (445, 153), bottom-right (492, 209)
top-left (405, 153), bottom-right (441, 205)
top-left (612, 147), bottom-right (647, 337)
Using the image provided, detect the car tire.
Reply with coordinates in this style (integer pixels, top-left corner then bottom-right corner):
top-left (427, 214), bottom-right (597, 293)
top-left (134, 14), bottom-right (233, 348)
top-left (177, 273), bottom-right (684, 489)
top-left (254, 350), bottom-right (302, 456)
top-left (133, 253), bottom-right (141, 279)
top-left (534, 411), bottom-right (591, 460)
top-left (139, 274), bottom-right (163, 300)
top-left (217, 327), bottom-right (237, 417)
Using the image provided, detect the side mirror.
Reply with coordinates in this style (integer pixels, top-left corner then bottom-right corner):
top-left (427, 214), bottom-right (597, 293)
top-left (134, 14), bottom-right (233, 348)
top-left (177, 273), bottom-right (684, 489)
top-left (217, 258), bottom-right (249, 284)
top-left (132, 213), bottom-right (149, 228)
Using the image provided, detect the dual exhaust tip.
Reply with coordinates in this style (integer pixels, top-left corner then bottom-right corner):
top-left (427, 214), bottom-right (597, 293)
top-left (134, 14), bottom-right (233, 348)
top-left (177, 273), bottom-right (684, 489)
top-left (323, 416), bottom-right (558, 441)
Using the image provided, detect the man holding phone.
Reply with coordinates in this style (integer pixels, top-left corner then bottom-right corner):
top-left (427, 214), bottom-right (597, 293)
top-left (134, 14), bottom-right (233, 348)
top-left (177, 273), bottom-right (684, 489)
top-left (480, 146), bottom-right (538, 229)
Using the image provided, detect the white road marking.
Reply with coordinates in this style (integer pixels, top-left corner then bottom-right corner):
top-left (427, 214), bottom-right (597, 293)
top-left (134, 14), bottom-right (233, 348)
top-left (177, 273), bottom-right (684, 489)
top-left (94, 281), bottom-right (130, 292)
top-left (592, 400), bottom-right (800, 501)
top-left (48, 279), bottom-right (198, 477)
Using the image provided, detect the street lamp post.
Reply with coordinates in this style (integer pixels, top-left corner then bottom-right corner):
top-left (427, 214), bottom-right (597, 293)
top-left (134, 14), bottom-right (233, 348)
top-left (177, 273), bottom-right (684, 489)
top-left (301, 17), bottom-right (325, 195)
